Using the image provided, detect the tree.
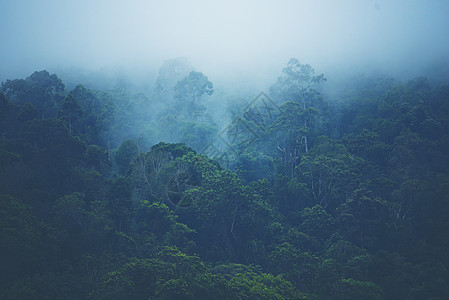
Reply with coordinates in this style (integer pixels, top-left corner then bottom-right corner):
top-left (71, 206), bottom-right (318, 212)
top-left (86, 144), bottom-right (110, 173)
top-left (299, 205), bottom-right (335, 244)
top-left (69, 84), bottom-right (103, 141)
top-left (333, 278), bottom-right (383, 300)
top-left (0, 194), bottom-right (42, 287)
top-left (181, 153), bottom-right (275, 262)
top-left (114, 139), bottom-right (139, 174)
top-left (1, 70), bottom-right (65, 118)
top-left (89, 258), bottom-right (175, 300)
top-left (107, 177), bottom-right (134, 232)
top-left (155, 57), bottom-right (194, 97)
top-left (53, 192), bottom-right (111, 256)
top-left (0, 92), bottom-right (19, 139)
top-left (174, 71), bottom-right (214, 116)
top-left (15, 118), bottom-right (86, 210)
top-left (271, 58), bottom-right (325, 103)
top-left (26, 70), bottom-right (65, 96)
top-left (129, 142), bottom-right (199, 209)
top-left (270, 58), bottom-right (327, 154)
top-left (18, 102), bottom-right (38, 123)
top-left (268, 242), bottom-right (319, 293)
top-left (294, 136), bottom-right (362, 209)
top-left (268, 101), bottom-right (319, 178)
top-left (336, 189), bottom-right (394, 250)
top-left (58, 94), bottom-right (83, 134)
top-left (71, 84), bottom-right (96, 112)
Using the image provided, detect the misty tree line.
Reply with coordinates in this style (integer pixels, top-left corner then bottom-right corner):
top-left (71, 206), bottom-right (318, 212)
top-left (1, 57), bottom-right (449, 299)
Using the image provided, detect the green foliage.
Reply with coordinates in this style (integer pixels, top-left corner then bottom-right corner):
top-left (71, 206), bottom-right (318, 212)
top-left (299, 205), bottom-right (335, 242)
top-left (86, 144), bottom-right (109, 172)
top-left (58, 94), bottom-right (83, 134)
top-left (174, 71), bottom-right (214, 104)
top-left (182, 157), bottom-right (276, 261)
top-left (129, 142), bottom-right (200, 209)
top-left (333, 278), bottom-right (383, 300)
top-left (1, 70), bottom-right (65, 118)
top-left (294, 136), bottom-right (362, 209)
top-left (270, 58), bottom-right (326, 105)
top-left (137, 201), bottom-right (177, 235)
top-left (89, 258), bottom-right (175, 300)
top-left (174, 71), bottom-right (214, 117)
top-left (114, 139), bottom-right (139, 174)
top-left (18, 102), bottom-right (39, 122)
top-left (2, 69), bottom-right (449, 299)
top-left (0, 195), bottom-right (42, 285)
top-left (228, 272), bottom-right (308, 299)
top-left (336, 189), bottom-right (394, 250)
top-left (268, 242), bottom-right (319, 293)
top-left (107, 177), bottom-right (133, 232)
top-left (155, 57), bottom-right (194, 97)
top-left (2, 272), bottom-right (91, 300)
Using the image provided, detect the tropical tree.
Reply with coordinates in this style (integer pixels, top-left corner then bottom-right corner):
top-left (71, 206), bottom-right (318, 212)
top-left (294, 136), bottom-right (362, 209)
top-left (58, 94), bottom-right (83, 134)
top-left (174, 71), bottom-right (214, 117)
top-left (114, 139), bottom-right (139, 174)
top-left (270, 58), bottom-right (327, 153)
top-left (268, 101), bottom-right (319, 177)
top-left (155, 57), bottom-right (194, 97)
top-left (1, 70), bottom-right (65, 118)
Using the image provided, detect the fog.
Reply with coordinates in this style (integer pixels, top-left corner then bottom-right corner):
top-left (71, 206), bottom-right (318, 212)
top-left (1, 0), bottom-right (449, 86)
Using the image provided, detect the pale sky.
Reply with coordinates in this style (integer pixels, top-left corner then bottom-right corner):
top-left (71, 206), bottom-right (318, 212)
top-left (1, 0), bottom-right (449, 83)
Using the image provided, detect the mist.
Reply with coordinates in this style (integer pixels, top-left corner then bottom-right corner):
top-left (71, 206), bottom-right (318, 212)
top-left (4, 2), bottom-right (449, 297)
top-left (1, 0), bottom-right (449, 86)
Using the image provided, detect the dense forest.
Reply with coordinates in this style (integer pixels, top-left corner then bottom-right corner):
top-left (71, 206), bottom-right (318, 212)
top-left (1, 58), bottom-right (449, 299)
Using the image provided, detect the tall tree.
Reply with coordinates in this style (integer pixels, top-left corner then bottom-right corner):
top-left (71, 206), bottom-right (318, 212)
top-left (268, 101), bottom-right (319, 177)
top-left (114, 139), bottom-right (139, 174)
top-left (174, 71), bottom-right (214, 116)
top-left (294, 136), bottom-right (362, 209)
top-left (1, 70), bottom-right (65, 118)
top-left (58, 94), bottom-right (83, 134)
top-left (270, 58), bottom-right (326, 153)
top-left (155, 57), bottom-right (194, 97)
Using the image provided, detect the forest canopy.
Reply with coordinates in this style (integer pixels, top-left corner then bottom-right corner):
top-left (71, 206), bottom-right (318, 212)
top-left (1, 58), bottom-right (449, 299)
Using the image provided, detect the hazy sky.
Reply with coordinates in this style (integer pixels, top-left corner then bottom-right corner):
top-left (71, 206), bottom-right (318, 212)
top-left (1, 0), bottom-right (449, 84)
